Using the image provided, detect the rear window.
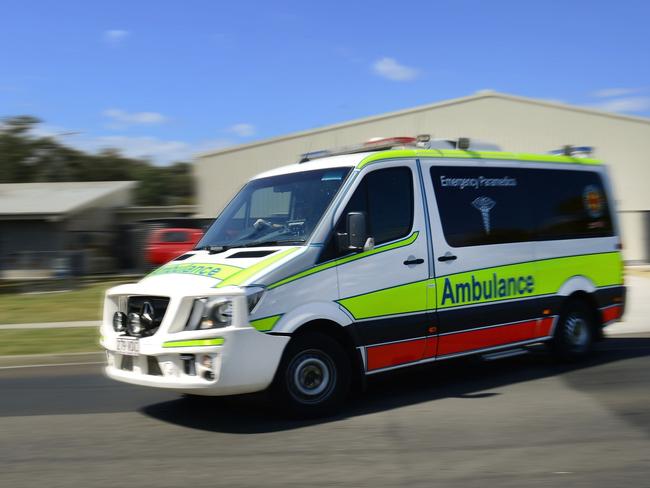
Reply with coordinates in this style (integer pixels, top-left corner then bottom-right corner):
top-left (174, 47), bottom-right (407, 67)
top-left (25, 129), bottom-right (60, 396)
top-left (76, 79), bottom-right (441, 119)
top-left (431, 166), bottom-right (613, 247)
top-left (529, 169), bottom-right (614, 240)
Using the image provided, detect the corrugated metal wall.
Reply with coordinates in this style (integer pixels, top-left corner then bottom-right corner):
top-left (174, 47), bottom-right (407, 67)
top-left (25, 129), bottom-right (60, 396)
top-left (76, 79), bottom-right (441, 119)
top-left (196, 93), bottom-right (650, 262)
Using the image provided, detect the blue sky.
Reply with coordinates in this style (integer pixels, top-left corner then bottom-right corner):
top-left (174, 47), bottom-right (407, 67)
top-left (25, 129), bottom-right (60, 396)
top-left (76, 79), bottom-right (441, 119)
top-left (1, 0), bottom-right (649, 163)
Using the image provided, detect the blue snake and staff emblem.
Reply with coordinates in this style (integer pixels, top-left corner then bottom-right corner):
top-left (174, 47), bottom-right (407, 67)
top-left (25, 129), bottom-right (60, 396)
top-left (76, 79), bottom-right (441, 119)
top-left (472, 196), bottom-right (496, 234)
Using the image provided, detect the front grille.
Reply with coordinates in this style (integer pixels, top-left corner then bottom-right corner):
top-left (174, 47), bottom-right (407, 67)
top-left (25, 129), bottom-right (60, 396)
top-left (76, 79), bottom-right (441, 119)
top-left (124, 296), bottom-right (170, 337)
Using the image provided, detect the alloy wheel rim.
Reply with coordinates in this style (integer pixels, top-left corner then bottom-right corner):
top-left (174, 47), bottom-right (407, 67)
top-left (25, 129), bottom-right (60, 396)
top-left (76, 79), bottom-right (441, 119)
top-left (565, 315), bottom-right (589, 348)
top-left (288, 350), bottom-right (336, 403)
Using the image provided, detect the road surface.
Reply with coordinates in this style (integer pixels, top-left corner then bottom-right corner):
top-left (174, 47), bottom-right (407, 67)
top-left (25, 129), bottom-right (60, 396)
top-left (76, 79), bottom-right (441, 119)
top-left (1, 333), bottom-right (649, 487)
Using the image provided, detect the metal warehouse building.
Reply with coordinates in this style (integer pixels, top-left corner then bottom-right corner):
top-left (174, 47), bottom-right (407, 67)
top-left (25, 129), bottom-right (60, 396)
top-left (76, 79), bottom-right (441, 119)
top-left (196, 91), bottom-right (650, 263)
top-left (0, 181), bottom-right (135, 277)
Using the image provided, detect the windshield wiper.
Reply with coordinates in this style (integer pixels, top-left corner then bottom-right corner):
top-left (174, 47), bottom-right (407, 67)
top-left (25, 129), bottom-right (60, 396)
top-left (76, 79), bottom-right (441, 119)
top-left (194, 240), bottom-right (304, 252)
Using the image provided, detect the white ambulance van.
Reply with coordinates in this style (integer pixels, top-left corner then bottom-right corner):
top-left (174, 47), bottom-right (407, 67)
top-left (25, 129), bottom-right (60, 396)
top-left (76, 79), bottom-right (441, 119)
top-left (101, 137), bottom-right (625, 416)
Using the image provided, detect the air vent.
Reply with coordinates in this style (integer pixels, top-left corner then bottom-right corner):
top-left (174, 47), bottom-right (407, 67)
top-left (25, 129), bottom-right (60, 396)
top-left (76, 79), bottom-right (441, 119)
top-left (146, 356), bottom-right (163, 376)
top-left (227, 250), bottom-right (277, 259)
top-left (173, 253), bottom-right (194, 261)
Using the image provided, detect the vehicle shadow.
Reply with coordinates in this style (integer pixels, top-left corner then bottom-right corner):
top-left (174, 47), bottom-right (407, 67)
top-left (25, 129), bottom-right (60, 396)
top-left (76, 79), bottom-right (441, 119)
top-left (141, 336), bottom-right (650, 434)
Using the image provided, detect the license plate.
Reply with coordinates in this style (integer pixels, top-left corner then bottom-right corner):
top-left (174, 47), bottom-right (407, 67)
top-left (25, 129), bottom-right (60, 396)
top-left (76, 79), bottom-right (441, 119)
top-left (116, 337), bottom-right (139, 356)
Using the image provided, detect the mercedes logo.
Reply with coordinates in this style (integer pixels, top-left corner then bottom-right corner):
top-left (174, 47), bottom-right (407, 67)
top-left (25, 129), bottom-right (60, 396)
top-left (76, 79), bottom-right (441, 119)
top-left (140, 301), bottom-right (155, 328)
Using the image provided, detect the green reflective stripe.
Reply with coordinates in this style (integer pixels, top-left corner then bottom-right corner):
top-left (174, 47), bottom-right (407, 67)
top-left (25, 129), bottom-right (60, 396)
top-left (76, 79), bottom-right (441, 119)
top-left (335, 251), bottom-right (622, 319)
top-left (338, 279), bottom-right (432, 320)
top-left (250, 314), bottom-right (282, 332)
top-left (358, 149), bottom-right (434, 168)
top-left (163, 338), bottom-right (225, 348)
top-left (149, 263), bottom-right (243, 280)
top-left (357, 149), bottom-right (601, 169)
top-left (437, 251), bottom-right (622, 309)
top-left (215, 247), bottom-right (299, 288)
top-left (437, 149), bottom-right (601, 164)
top-left (268, 231), bottom-right (419, 290)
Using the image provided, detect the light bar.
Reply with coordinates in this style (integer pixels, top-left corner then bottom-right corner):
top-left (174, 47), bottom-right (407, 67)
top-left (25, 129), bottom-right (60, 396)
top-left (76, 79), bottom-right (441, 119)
top-left (362, 136), bottom-right (417, 148)
top-left (297, 135), bottom-right (502, 163)
top-left (299, 136), bottom-right (418, 163)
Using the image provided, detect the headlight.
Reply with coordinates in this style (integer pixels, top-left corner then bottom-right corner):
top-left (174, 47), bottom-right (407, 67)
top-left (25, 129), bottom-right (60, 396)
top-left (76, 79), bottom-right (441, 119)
top-left (185, 297), bottom-right (232, 330)
top-left (127, 312), bottom-right (144, 335)
top-left (113, 312), bottom-right (127, 332)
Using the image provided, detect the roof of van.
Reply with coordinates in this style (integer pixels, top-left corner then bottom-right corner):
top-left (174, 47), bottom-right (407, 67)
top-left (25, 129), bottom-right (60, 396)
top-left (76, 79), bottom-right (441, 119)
top-left (252, 149), bottom-right (602, 180)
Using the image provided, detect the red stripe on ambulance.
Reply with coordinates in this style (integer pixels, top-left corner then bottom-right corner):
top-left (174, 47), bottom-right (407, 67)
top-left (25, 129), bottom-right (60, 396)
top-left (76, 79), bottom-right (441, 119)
top-left (366, 338), bottom-right (427, 371)
top-left (601, 305), bottom-right (622, 324)
top-left (366, 317), bottom-right (554, 371)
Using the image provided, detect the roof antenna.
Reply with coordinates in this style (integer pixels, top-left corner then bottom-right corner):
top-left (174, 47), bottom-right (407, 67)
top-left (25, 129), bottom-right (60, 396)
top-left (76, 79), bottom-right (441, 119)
top-left (300, 137), bottom-right (315, 163)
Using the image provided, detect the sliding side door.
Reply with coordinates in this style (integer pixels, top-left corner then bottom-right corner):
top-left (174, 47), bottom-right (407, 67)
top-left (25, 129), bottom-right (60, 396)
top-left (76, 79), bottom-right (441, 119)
top-left (422, 160), bottom-right (544, 359)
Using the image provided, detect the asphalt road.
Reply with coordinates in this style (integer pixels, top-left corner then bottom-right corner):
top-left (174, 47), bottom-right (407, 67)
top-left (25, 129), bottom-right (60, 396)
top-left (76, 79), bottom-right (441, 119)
top-left (1, 335), bottom-right (649, 488)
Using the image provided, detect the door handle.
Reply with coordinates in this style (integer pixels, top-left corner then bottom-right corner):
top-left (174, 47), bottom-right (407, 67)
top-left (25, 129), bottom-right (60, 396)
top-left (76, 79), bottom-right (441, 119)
top-left (403, 258), bottom-right (425, 266)
top-left (437, 253), bottom-right (457, 262)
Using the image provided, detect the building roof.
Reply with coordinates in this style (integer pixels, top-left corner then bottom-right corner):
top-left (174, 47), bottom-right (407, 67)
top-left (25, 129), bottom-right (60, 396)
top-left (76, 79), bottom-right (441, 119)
top-left (196, 90), bottom-right (650, 159)
top-left (0, 181), bottom-right (136, 219)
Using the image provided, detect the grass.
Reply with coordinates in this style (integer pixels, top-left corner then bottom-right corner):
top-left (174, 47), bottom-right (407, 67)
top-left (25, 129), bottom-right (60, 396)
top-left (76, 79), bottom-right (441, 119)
top-left (0, 281), bottom-right (128, 324)
top-left (0, 328), bottom-right (101, 356)
top-left (0, 280), bottom-right (126, 356)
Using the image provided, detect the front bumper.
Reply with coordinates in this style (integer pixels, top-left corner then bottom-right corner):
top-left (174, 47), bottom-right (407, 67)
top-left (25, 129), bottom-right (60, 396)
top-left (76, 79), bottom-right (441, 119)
top-left (101, 280), bottom-right (289, 396)
top-left (102, 326), bottom-right (289, 396)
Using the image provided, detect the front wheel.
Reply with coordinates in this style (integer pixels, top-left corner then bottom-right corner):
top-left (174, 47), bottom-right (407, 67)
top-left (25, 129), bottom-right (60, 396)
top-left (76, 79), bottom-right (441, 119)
top-left (271, 332), bottom-right (350, 417)
top-left (551, 300), bottom-right (595, 361)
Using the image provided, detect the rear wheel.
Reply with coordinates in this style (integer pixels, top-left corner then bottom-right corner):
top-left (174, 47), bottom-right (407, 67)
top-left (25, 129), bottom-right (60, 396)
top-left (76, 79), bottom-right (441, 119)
top-left (552, 300), bottom-right (595, 361)
top-left (272, 332), bottom-right (350, 417)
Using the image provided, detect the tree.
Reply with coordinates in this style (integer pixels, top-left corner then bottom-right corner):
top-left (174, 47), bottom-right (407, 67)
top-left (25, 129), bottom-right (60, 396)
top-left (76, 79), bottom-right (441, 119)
top-left (0, 115), bottom-right (196, 205)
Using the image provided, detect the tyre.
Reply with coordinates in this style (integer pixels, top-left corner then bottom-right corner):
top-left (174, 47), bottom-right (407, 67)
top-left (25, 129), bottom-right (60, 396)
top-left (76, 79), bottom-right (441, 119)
top-left (272, 332), bottom-right (351, 417)
top-left (551, 300), bottom-right (595, 361)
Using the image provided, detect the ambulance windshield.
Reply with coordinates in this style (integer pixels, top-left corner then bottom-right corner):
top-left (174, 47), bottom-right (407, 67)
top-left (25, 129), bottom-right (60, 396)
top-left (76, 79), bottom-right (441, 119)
top-left (196, 167), bottom-right (352, 249)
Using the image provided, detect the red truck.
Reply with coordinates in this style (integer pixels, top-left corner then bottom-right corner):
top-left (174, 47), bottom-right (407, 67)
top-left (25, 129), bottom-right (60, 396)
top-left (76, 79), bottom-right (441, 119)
top-left (146, 228), bottom-right (203, 266)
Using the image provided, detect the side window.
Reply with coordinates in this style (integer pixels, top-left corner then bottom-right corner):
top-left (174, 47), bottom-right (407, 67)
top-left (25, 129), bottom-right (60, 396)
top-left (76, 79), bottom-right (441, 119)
top-left (430, 166), bottom-right (532, 247)
top-left (530, 169), bottom-right (613, 240)
top-left (366, 167), bottom-right (414, 244)
top-left (336, 166), bottom-right (414, 248)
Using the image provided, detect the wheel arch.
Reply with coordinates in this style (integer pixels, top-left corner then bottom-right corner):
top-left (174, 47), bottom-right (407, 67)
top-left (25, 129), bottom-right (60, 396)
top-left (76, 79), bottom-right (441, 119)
top-left (286, 318), bottom-right (366, 391)
top-left (272, 301), bottom-right (353, 335)
top-left (556, 283), bottom-right (603, 340)
top-left (557, 275), bottom-right (597, 296)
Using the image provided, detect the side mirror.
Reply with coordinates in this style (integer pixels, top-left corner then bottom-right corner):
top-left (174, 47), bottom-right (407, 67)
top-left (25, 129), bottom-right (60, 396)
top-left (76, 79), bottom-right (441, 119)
top-left (337, 211), bottom-right (372, 253)
top-left (347, 212), bottom-right (367, 250)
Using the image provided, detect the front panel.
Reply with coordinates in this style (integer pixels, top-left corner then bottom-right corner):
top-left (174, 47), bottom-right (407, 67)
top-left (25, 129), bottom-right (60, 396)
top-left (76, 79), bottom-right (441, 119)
top-left (333, 159), bottom-right (435, 371)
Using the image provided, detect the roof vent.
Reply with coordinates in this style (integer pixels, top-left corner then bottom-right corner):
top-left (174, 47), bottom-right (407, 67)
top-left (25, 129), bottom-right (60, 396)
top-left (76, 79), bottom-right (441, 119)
top-left (173, 253), bottom-right (194, 261)
top-left (549, 145), bottom-right (594, 158)
top-left (227, 250), bottom-right (278, 259)
top-left (457, 137), bottom-right (471, 150)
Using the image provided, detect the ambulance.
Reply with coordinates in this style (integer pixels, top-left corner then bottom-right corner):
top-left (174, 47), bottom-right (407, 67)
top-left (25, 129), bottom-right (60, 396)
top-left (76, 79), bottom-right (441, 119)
top-left (101, 136), bottom-right (626, 416)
